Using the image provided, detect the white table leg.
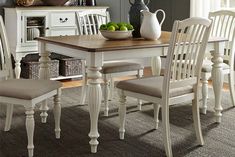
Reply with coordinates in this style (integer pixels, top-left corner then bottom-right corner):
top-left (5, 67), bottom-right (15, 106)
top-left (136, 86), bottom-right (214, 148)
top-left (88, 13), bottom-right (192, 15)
top-left (38, 42), bottom-right (50, 123)
top-left (87, 66), bottom-right (102, 153)
top-left (151, 56), bottom-right (161, 76)
top-left (211, 42), bottom-right (225, 123)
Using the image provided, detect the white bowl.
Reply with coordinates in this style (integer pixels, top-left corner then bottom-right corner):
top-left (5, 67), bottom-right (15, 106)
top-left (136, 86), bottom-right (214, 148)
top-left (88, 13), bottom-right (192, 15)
top-left (99, 30), bottom-right (133, 40)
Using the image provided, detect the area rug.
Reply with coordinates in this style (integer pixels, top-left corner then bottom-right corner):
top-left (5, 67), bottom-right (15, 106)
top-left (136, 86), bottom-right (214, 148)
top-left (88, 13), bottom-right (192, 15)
top-left (0, 87), bottom-right (235, 157)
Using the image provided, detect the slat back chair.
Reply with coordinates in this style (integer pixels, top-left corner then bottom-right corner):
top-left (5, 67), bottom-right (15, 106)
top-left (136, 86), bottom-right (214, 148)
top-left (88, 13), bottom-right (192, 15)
top-left (0, 15), bottom-right (14, 80)
top-left (116, 17), bottom-right (212, 157)
top-left (76, 10), bottom-right (110, 35)
top-left (210, 10), bottom-right (235, 65)
top-left (201, 10), bottom-right (235, 114)
top-left (0, 15), bottom-right (62, 157)
top-left (76, 10), bottom-right (144, 116)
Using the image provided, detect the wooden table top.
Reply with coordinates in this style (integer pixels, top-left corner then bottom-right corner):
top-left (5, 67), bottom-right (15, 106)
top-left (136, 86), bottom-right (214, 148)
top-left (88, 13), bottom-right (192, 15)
top-left (36, 31), bottom-right (227, 52)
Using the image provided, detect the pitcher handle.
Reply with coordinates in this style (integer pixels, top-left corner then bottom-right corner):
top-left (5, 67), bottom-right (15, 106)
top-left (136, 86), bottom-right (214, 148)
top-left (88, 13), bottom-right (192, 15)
top-left (155, 9), bottom-right (166, 26)
top-left (144, 0), bottom-right (150, 5)
top-left (129, 0), bottom-right (134, 5)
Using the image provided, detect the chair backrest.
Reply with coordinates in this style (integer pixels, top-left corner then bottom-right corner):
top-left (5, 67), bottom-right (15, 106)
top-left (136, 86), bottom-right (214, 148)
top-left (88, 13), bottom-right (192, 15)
top-left (209, 10), bottom-right (235, 65)
top-left (76, 10), bottom-right (110, 35)
top-left (0, 15), bottom-right (14, 80)
top-left (163, 17), bottom-right (212, 96)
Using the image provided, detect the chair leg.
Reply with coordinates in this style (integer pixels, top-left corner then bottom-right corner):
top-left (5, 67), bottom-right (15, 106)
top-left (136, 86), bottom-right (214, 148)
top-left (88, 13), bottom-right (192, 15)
top-left (153, 103), bottom-right (160, 129)
top-left (4, 104), bottom-right (14, 131)
top-left (228, 72), bottom-right (235, 107)
top-left (80, 61), bottom-right (87, 105)
top-left (54, 88), bottom-right (61, 139)
top-left (25, 107), bottom-right (35, 157)
top-left (109, 77), bottom-right (114, 101)
top-left (192, 94), bottom-right (204, 146)
top-left (119, 90), bottom-right (127, 140)
top-left (103, 75), bottom-right (110, 116)
top-left (40, 101), bottom-right (49, 123)
top-left (137, 69), bottom-right (144, 111)
top-left (162, 103), bottom-right (173, 157)
top-left (201, 73), bottom-right (209, 114)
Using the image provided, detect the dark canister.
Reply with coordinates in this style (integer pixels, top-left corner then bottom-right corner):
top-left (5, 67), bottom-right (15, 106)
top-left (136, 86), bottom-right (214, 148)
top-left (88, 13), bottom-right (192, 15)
top-left (129, 0), bottom-right (149, 37)
top-left (85, 0), bottom-right (96, 6)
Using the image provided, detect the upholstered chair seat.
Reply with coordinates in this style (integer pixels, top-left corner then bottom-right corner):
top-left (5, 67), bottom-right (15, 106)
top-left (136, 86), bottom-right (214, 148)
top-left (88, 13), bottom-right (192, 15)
top-left (116, 76), bottom-right (193, 98)
top-left (102, 62), bottom-right (143, 74)
top-left (0, 79), bottom-right (62, 100)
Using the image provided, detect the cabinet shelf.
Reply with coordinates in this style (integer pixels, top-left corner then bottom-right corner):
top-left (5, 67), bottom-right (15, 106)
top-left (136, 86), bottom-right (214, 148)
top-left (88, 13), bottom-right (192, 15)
top-left (50, 74), bottom-right (83, 81)
top-left (4, 7), bottom-right (108, 81)
top-left (27, 26), bottom-right (44, 28)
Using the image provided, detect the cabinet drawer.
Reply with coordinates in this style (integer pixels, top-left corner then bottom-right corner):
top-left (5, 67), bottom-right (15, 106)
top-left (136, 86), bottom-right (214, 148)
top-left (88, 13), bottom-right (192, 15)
top-left (50, 12), bottom-right (76, 27)
top-left (50, 29), bottom-right (76, 36)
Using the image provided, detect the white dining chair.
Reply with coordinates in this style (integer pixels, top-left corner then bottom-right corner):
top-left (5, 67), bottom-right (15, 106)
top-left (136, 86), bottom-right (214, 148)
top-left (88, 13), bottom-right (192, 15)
top-left (201, 10), bottom-right (235, 114)
top-left (116, 17), bottom-right (212, 157)
top-left (76, 10), bottom-right (144, 116)
top-left (0, 15), bottom-right (62, 157)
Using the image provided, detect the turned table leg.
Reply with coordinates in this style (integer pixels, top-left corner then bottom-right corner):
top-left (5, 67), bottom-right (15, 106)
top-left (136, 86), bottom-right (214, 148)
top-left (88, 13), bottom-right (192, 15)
top-left (151, 56), bottom-right (161, 76)
top-left (87, 66), bottom-right (102, 153)
top-left (38, 42), bottom-right (50, 123)
top-left (211, 42), bottom-right (225, 123)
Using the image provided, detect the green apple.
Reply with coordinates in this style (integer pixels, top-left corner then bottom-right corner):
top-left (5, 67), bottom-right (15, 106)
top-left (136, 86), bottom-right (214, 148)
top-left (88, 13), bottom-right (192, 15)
top-left (107, 25), bottom-right (116, 31)
top-left (120, 25), bottom-right (128, 31)
top-left (100, 24), bottom-right (107, 30)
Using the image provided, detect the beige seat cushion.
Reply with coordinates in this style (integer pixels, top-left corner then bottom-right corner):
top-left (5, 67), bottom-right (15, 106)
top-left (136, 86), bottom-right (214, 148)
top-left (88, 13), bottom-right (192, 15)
top-left (102, 62), bottom-right (143, 74)
top-left (202, 60), bottom-right (230, 72)
top-left (116, 76), bottom-right (193, 98)
top-left (0, 79), bottom-right (62, 100)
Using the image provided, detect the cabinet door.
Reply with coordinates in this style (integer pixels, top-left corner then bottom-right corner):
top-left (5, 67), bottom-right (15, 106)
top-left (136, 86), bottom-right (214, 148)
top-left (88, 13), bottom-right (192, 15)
top-left (21, 12), bottom-right (49, 47)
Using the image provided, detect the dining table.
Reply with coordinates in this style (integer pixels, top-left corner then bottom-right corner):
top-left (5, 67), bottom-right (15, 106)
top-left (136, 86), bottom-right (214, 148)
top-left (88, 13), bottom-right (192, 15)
top-left (36, 31), bottom-right (227, 153)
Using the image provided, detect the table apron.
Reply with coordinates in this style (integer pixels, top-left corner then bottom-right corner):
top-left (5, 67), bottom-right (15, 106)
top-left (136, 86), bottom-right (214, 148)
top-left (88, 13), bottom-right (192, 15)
top-left (46, 43), bottom-right (91, 60)
top-left (102, 47), bottom-right (167, 61)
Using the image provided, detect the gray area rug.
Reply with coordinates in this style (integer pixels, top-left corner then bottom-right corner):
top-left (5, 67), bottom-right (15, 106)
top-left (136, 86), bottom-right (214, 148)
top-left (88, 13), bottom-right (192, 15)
top-left (0, 87), bottom-right (235, 157)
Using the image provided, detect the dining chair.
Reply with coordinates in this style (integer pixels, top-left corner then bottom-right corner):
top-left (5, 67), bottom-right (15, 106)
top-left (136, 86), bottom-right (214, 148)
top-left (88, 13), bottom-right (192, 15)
top-left (116, 17), bottom-right (212, 157)
top-left (201, 10), bottom-right (235, 114)
top-left (76, 10), bottom-right (144, 116)
top-left (0, 16), bottom-right (62, 157)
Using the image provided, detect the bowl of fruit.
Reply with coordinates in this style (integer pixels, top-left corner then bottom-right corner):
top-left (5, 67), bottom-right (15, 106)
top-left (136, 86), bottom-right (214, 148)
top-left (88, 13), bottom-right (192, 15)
top-left (99, 22), bottom-right (134, 40)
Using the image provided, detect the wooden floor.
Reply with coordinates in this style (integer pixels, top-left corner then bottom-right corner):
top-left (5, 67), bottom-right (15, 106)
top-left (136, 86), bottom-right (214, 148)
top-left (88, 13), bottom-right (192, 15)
top-left (61, 67), bottom-right (152, 88)
top-left (61, 67), bottom-right (230, 91)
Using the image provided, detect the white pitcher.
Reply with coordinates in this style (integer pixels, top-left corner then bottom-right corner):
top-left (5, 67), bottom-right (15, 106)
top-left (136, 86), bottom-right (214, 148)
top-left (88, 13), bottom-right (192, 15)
top-left (140, 9), bottom-right (165, 40)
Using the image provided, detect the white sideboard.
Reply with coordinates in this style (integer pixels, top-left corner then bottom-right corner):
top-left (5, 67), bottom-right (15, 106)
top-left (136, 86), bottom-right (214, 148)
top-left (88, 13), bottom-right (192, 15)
top-left (4, 6), bottom-right (108, 79)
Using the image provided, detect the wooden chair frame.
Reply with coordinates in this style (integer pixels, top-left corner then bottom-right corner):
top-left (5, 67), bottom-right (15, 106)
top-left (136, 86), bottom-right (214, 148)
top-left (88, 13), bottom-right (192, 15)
top-left (117, 17), bottom-right (212, 157)
top-left (0, 15), bottom-right (61, 157)
top-left (201, 10), bottom-right (235, 114)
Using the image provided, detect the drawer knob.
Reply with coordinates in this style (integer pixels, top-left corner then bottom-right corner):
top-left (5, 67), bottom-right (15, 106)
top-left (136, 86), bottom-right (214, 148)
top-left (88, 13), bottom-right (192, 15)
top-left (59, 18), bottom-right (68, 23)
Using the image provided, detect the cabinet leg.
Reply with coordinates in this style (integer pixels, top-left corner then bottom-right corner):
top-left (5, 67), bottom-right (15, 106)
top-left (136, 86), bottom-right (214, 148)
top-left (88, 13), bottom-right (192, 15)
top-left (15, 59), bottom-right (21, 79)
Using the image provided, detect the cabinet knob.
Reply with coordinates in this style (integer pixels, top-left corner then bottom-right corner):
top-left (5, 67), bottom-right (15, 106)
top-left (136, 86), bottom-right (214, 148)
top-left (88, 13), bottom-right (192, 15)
top-left (59, 18), bottom-right (68, 23)
top-left (45, 27), bottom-right (50, 30)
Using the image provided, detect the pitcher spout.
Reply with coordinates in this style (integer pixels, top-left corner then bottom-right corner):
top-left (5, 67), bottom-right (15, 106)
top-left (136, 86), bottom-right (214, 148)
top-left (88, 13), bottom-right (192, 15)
top-left (140, 10), bottom-right (155, 15)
